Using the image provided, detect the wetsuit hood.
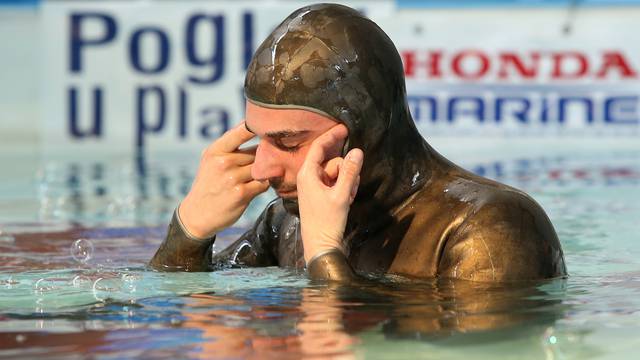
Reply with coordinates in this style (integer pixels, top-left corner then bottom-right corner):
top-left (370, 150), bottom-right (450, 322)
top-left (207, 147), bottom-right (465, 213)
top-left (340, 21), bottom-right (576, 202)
top-left (244, 3), bottom-right (434, 226)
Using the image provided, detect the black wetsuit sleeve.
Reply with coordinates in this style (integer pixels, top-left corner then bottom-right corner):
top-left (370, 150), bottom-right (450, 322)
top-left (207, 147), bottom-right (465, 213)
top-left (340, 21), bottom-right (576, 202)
top-left (148, 211), bottom-right (215, 272)
top-left (307, 249), bottom-right (358, 282)
top-left (149, 203), bottom-right (279, 272)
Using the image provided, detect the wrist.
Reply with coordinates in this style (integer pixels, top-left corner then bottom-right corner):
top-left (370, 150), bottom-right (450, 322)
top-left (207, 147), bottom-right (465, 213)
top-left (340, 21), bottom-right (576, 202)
top-left (303, 242), bottom-right (346, 265)
top-left (301, 226), bottom-right (346, 264)
top-left (306, 249), bottom-right (355, 281)
top-left (305, 248), bottom-right (343, 266)
top-left (176, 202), bottom-right (217, 240)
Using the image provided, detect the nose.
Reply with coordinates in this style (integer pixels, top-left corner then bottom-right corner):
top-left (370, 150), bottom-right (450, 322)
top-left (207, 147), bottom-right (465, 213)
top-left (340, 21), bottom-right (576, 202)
top-left (251, 140), bottom-right (284, 181)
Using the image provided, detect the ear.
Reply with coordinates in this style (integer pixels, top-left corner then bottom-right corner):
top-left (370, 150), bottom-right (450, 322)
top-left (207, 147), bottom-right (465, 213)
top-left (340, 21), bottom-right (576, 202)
top-left (341, 137), bottom-right (350, 157)
top-left (340, 123), bottom-right (351, 157)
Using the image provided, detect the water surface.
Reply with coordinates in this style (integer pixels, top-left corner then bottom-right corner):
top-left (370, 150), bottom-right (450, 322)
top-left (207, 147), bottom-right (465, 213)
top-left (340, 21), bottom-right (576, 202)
top-left (1, 138), bottom-right (639, 359)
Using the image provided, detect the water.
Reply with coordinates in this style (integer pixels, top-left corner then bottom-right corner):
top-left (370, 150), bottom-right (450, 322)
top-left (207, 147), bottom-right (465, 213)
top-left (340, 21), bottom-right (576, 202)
top-left (1, 138), bottom-right (639, 359)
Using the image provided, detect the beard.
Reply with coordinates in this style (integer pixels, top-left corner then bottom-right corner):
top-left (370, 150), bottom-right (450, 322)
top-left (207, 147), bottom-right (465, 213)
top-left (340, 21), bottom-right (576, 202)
top-left (269, 178), bottom-right (299, 215)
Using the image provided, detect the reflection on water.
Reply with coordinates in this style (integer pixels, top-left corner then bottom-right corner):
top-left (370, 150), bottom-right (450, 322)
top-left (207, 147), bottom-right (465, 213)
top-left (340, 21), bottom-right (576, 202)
top-left (0, 218), bottom-right (578, 359)
top-left (1, 143), bottom-right (640, 358)
top-left (0, 267), bottom-right (571, 359)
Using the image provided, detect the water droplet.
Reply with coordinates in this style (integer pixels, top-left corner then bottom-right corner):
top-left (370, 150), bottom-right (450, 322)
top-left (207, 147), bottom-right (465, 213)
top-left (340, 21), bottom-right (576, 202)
top-left (92, 277), bottom-right (122, 301)
top-left (33, 278), bottom-right (60, 294)
top-left (411, 171), bottom-right (421, 187)
top-left (121, 273), bottom-right (139, 295)
top-left (71, 239), bottom-right (94, 263)
top-left (72, 275), bottom-right (91, 288)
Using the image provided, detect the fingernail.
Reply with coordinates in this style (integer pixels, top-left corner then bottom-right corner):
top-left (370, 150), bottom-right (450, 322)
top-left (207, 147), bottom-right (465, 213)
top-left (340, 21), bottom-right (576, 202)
top-left (346, 150), bottom-right (363, 164)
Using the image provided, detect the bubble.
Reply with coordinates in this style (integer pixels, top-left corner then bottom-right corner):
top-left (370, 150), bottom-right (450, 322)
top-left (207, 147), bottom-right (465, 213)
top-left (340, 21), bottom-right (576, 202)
top-left (92, 277), bottom-right (122, 302)
top-left (72, 275), bottom-right (91, 288)
top-left (121, 273), bottom-right (140, 295)
top-left (542, 326), bottom-right (559, 348)
top-left (33, 278), bottom-right (62, 294)
top-left (71, 238), bottom-right (94, 263)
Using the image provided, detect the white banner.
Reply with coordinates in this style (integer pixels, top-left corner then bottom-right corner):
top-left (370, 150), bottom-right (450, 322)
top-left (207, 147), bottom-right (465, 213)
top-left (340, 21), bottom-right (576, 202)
top-left (41, 1), bottom-right (640, 156)
top-left (380, 7), bottom-right (640, 136)
top-left (41, 0), bottom-right (393, 155)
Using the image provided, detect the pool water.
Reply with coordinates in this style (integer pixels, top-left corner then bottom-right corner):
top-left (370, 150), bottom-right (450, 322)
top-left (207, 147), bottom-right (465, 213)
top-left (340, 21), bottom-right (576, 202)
top-left (1, 137), bottom-right (639, 359)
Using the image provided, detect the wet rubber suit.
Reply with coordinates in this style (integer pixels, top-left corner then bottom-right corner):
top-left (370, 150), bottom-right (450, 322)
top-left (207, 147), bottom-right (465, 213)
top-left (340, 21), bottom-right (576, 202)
top-left (150, 4), bottom-right (567, 282)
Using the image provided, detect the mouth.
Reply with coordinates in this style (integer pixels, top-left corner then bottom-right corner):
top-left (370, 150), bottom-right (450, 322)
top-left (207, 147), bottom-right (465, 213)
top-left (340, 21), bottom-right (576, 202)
top-left (276, 189), bottom-right (298, 199)
top-left (269, 179), bottom-right (297, 199)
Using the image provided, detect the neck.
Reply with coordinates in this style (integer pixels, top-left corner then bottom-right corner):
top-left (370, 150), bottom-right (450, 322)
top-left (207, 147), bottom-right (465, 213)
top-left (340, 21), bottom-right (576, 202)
top-left (346, 109), bottom-right (437, 242)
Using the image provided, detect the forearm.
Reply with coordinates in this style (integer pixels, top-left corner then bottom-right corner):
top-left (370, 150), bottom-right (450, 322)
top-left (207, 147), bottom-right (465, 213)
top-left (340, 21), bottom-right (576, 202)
top-left (149, 210), bottom-right (215, 272)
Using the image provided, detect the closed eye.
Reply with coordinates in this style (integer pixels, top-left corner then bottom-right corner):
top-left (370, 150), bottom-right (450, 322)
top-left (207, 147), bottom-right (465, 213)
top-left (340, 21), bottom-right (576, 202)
top-left (274, 140), bottom-right (300, 153)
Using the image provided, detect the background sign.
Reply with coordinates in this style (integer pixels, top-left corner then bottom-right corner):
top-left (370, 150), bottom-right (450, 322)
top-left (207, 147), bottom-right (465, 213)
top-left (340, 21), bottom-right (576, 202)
top-left (37, 0), bottom-right (640, 156)
top-left (40, 1), bottom-right (393, 155)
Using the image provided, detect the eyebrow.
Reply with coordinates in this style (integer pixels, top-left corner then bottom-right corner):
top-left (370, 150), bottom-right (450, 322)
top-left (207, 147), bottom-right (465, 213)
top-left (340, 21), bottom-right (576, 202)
top-left (245, 122), bottom-right (310, 139)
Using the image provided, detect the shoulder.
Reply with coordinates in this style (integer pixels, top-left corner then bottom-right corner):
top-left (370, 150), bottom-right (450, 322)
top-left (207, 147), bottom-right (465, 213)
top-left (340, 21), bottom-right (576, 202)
top-left (443, 173), bottom-right (550, 231)
top-left (255, 198), bottom-right (290, 224)
top-left (439, 177), bottom-right (566, 281)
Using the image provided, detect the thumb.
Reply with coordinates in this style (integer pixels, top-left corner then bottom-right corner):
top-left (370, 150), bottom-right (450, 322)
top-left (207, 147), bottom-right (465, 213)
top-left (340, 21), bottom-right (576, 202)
top-left (335, 148), bottom-right (363, 200)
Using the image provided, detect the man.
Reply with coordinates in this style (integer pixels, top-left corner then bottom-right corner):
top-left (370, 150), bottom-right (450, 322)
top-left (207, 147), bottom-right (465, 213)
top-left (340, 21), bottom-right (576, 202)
top-left (150, 4), bottom-right (567, 282)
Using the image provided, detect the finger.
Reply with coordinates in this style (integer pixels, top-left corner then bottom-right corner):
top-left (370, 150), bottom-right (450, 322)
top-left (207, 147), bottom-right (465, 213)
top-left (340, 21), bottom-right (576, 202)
top-left (212, 121), bottom-right (256, 153)
top-left (227, 152), bottom-right (256, 167)
top-left (350, 175), bottom-right (360, 204)
top-left (305, 124), bottom-right (348, 166)
top-left (336, 148), bottom-right (363, 200)
top-left (236, 144), bottom-right (257, 156)
top-left (322, 157), bottom-right (343, 183)
top-left (230, 163), bottom-right (254, 183)
top-left (241, 179), bottom-right (270, 199)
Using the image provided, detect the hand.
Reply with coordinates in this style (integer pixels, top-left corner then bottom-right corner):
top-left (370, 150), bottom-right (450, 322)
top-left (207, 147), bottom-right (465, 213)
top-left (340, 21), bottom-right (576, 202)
top-left (297, 124), bottom-right (363, 264)
top-left (179, 122), bottom-right (270, 239)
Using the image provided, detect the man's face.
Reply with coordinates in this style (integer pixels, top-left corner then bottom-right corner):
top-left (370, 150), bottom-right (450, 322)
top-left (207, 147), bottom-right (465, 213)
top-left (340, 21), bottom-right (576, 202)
top-left (245, 101), bottom-right (344, 200)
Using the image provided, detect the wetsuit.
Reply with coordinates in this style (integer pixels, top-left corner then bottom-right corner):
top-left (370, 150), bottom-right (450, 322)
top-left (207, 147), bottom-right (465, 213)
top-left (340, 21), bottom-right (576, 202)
top-left (150, 4), bottom-right (567, 282)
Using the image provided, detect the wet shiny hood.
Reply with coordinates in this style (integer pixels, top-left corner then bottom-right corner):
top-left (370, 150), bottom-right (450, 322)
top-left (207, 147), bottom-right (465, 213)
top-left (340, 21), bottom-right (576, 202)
top-left (244, 3), bottom-right (435, 222)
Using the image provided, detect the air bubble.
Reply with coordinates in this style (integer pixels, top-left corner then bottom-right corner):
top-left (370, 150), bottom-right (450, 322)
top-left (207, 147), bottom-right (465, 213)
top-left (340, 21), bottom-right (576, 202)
top-left (33, 278), bottom-right (60, 294)
top-left (72, 275), bottom-right (91, 288)
top-left (121, 273), bottom-right (140, 295)
top-left (71, 238), bottom-right (94, 263)
top-left (92, 277), bottom-right (122, 302)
